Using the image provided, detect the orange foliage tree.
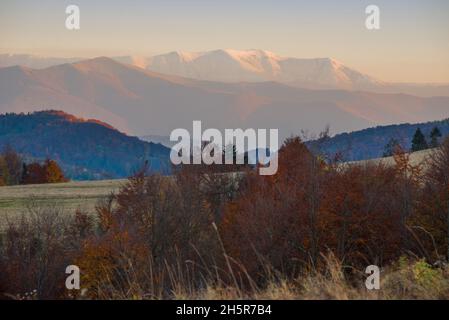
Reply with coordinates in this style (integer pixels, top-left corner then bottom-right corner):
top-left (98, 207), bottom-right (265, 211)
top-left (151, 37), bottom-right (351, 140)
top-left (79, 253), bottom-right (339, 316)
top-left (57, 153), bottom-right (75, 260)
top-left (220, 137), bottom-right (424, 280)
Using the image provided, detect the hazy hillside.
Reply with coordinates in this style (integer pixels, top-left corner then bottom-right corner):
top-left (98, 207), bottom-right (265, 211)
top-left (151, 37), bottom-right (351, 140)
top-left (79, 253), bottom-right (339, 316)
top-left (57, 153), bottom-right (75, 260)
top-left (1, 57), bottom-right (449, 142)
top-left (311, 118), bottom-right (449, 161)
top-left (139, 134), bottom-right (175, 148)
top-left (0, 54), bottom-right (83, 69)
top-left (0, 111), bottom-right (170, 179)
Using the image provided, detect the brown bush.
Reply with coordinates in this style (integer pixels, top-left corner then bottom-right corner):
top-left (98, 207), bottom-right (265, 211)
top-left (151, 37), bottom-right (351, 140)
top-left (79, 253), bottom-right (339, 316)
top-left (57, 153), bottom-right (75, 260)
top-left (221, 137), bottom-right (425, 281)
top-left (77, 169), bottom-right (226, 298)
top-left (0, 204), bottom-right (91, 299)
top-left (412, 137), bottom-right (449, 261)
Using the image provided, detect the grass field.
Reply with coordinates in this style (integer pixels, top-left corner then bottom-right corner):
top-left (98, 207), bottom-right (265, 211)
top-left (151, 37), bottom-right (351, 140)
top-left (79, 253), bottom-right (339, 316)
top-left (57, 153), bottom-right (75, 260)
top-left (349, 148), bottom-right (434, 167)
top-left (0, 179), bottom-right (125, 229)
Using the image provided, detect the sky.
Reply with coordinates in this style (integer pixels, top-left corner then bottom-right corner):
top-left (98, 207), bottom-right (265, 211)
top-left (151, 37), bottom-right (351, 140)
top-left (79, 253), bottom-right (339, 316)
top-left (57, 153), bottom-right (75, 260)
top-left (0, 0), bottom-right (448, 83)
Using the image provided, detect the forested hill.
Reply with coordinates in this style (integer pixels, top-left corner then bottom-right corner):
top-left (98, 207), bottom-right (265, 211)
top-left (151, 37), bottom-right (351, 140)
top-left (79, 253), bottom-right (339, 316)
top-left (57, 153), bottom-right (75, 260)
top-left (309, 118), bottom-right (449, 161)
top-left (0, 110), bottom-right (170, 180)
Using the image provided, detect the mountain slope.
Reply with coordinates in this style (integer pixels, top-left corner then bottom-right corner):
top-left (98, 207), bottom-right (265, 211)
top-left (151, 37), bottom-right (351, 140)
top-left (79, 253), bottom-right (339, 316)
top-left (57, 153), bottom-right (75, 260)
top-left (2, 51), bottom-right (448, 96)
top-left (0, 111), bottom-right (170, 179)
top-left (310, 118), bottom-right (449, 161)
top-left (0, 57), bottom-right (448, 142)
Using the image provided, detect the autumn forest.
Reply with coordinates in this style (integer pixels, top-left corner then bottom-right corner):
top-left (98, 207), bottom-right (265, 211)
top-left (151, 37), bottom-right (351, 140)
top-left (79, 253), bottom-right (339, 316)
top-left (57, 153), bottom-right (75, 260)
top-left (1, 135), bottom-right (449, 299)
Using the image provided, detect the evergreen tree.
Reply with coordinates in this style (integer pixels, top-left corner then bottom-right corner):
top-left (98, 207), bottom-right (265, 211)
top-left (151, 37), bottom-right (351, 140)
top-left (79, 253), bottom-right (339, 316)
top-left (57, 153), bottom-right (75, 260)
top-left (430, 126), bottom-right (442, 148)
top-left (411, 128), bottom-right (428, 152)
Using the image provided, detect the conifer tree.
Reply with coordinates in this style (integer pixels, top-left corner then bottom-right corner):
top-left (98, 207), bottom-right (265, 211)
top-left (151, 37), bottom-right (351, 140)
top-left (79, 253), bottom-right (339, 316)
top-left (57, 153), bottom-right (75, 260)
top-left (411, 128), bottom-right (428, 152)
top-left (430, 126), bottom-right (442, 148)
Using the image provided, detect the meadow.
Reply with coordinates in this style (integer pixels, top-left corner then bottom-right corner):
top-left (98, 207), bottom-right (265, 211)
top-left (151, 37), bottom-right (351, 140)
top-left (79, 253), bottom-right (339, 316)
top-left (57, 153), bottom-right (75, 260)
top-left (0, 179), bottom-right (124, 230)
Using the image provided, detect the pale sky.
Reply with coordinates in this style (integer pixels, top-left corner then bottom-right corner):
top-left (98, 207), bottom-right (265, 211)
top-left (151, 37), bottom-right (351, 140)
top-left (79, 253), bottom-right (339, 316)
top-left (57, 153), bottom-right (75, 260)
top-left (1, 0), bottom-right (448, 82)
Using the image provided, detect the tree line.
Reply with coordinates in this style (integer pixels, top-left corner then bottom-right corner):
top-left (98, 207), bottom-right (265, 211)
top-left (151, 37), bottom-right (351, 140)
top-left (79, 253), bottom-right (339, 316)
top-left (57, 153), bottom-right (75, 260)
top-left (383, 126), bottom-right (443, 157)
top-left (0, 145), bottom-right (67, 186)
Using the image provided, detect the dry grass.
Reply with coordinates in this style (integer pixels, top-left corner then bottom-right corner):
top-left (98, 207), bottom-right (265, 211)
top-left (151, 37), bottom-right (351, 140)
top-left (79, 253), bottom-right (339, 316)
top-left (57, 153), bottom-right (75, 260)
top-left (350, 148), bottom-right (434, 168)
top-left (193, 264), bottom-right (449, 300)
top-left (91, 253), bottom-right (449, 300)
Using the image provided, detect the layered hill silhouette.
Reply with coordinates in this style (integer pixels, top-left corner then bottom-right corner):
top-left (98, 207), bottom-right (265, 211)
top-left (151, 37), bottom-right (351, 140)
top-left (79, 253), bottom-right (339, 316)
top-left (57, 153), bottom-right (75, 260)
top-left (0, 111), bottom-right (170, 180)
top-left (2, 51), bottom-right (449, 96)
top-left (311, 118), bottom-right (449, 161)
top-left (140, 49), bottom-right (449, 96)
top-left (1, 57), bottom-right (449, 142)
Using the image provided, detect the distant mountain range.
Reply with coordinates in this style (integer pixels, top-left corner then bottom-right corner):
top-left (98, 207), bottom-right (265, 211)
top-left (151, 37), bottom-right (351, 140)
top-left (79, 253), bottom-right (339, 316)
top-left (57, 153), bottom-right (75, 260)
top-left (2, 50), bottom-right (449, 97)
top-left (138, 49), bottom-right (383, 90)
top-left (311, 118), bottom-right (449, 161)
top-left (1, 56), bottom-right (449, 143)
top-left (0, 111), bottom-right (170, 180)
top-left (0, 54), bottom-right (82, 69)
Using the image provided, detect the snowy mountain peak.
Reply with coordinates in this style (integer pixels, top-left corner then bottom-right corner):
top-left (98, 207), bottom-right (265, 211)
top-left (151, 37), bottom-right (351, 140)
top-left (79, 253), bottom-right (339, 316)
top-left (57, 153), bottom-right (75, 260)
top-left (143, 49), bottom-right (380, 89)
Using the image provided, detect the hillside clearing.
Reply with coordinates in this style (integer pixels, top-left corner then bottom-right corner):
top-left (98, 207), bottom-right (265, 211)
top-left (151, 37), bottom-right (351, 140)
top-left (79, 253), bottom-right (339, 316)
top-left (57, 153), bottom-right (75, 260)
top-left (348, 148), bottom-right (434, 168)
